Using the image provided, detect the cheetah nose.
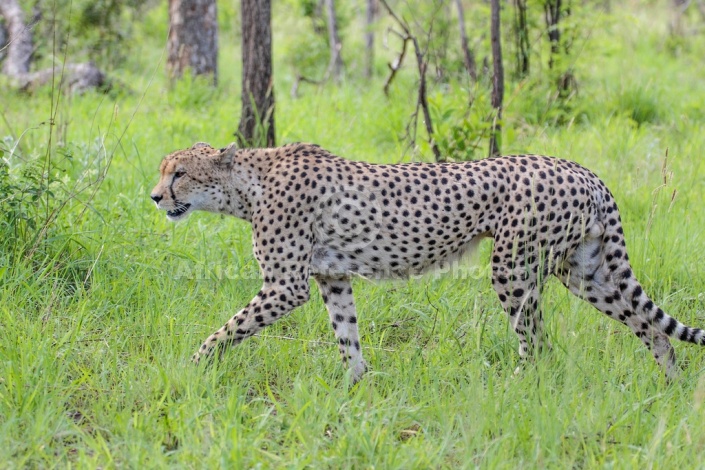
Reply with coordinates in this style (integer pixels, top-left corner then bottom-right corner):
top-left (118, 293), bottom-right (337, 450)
top-left (151, 194), bottom-right (163, 204)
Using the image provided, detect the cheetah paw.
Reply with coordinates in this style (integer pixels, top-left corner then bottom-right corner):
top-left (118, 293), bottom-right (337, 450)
top-left (191, 343), bottom-right (212, 365)
top-left (350, 360), bottom-right (368, 383)
top-left (191, 352), bottom-right (202, 365)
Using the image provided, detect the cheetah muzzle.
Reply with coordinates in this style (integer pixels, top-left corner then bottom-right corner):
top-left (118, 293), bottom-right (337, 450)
top-left (151, 141), bottom-right (704, 382)
top-left (166, 202), bottom-right (191, 219)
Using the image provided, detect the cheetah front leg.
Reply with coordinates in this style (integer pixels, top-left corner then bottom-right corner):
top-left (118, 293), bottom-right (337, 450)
top-left (192, 279), bottom-right (311, 364)
top-left (314, 276), bottom-right (367, 382)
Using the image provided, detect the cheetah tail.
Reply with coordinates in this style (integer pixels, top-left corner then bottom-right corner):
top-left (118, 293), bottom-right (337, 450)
top-left (624, 273), bottom-right (705, 345)
top-left (600, 192), bottom-right (705, 346)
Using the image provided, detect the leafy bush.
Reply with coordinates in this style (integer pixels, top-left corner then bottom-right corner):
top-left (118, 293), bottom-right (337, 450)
top-left (0, 138), bottom-right (49, 256)
top-left (429, 88), bottom-right (494, 161)
top-left (31, 0), bottom-right (150, 70)
top-left (0, 137), bottom-right (110, 285)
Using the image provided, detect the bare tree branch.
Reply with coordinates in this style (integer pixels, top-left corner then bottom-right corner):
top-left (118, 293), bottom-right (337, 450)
top-left (382, 29), bottom-right (409, 95)
top-left (378, 0), bottom-right (441, 161)
top-left (290, 74), bottom-right (323, 98)
top-left (18, 62), bottom-right (106, 93)
top-left (324, 0), bottom-right (343, 83)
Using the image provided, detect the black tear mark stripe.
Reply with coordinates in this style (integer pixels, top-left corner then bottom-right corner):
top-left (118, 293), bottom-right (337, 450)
top-left (168, 175), bottom-right (177, 201)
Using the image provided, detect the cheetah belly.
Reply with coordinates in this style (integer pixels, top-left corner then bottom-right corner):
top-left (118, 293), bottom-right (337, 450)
top-left (309, 235), bottom-right (487, 280)
top-left (309, 199), bottom-right (490, 280)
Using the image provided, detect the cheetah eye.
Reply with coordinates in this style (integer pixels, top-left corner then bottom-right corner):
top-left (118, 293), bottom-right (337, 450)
top-left (174, 170), bottom-right (186, 179)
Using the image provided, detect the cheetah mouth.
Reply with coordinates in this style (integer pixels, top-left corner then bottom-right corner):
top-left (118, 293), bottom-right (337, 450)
top-left (166, 203), bottom-right (191, 219)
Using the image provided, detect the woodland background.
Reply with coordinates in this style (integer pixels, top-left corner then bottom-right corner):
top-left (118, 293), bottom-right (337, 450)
top-left (1, 0), bottom-right (705, 467)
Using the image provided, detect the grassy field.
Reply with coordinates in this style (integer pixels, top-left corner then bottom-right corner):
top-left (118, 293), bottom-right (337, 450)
top-left (2, 1), bottom-right (705, 468)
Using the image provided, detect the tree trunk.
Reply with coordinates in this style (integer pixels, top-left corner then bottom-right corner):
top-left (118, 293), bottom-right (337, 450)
top-left (0, 0), bottom-right (33, 77)
top-left (670, 0), bottom-right (692, 36)
top-left (513, 0), bottom-right (529, 78)
top-left (238, 0), bottom-right (275, 147)
top-left (310, 0), bottom-right (326, 35)
top-left (325, 0), bottom-right (343, 82)
top-left (544, 0), bottom-right (562, 70)
top-left (364, 0), bottom-right (376, 79)
top-left (0, 0), bottom-right (105, 93)
top-left (0, 19), bottom-right (7, 64)
top-left (489, 0), bottom-right (504, 158)
top-left (167, 0), bottom-right (218, 85)
top-left (544, 0), bottom-right (574, 97)
top-left (454, 0), bottom-right (476, 81)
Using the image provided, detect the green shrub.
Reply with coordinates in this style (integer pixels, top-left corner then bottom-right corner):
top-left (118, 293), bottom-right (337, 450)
top-left (0, 138), bottom-right (49, 256)
top-left (0, 137), bottom-right (108, 285)
top-left (429, 87), bottom-right (494, 161)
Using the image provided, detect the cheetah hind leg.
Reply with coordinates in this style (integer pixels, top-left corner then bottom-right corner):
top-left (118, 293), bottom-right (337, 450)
top-left (491, 258), bottom-right (551, 371)
top-left (556, 236), bottom-right (678, 379)
top-left (314, 276), bottom-right (367, 383)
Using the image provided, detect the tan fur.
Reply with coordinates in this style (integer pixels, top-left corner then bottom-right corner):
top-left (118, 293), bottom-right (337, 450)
top-left (151, 142), bottom-right (704, 381)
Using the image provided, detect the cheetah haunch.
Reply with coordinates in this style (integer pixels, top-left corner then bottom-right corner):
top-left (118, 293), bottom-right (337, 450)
top-left (151, 142), bottom-right (703, 381)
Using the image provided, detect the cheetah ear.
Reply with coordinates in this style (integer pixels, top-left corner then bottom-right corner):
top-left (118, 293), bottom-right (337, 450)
top-left (218, 143), bottom-right (238, 168)
top-left (191, 142), bottom-right (213, 150)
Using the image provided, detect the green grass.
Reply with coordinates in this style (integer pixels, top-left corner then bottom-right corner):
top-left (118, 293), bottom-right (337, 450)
top-left (2, 1), bottom-right (705, 468)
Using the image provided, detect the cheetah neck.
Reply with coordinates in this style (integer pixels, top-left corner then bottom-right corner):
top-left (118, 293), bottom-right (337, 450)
top-left (218, 152), bottom-right (272, 221)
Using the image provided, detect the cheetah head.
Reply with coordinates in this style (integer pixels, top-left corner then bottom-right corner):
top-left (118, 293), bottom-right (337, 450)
top-left (150, 142), bottom-right (238, 221)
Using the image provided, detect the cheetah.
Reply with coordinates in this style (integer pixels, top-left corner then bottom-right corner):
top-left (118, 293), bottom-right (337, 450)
top-left (151, 142), bottom-right (704, 381)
